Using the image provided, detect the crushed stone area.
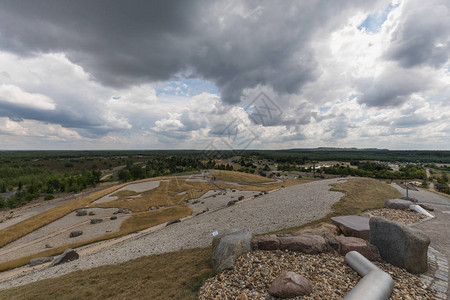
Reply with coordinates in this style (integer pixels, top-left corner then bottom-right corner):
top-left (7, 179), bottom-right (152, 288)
top-left (199, 250), bottom-right (434, 300)
top-left (362, 208), bottom-right (427, 224)
top-left (0, 178), bottom-right (345, 290)
top-left (0, 208), bottom-right (129, 264)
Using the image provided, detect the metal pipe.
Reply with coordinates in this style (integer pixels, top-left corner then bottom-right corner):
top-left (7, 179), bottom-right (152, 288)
top-left (343, 251), bottom-right (394, 300)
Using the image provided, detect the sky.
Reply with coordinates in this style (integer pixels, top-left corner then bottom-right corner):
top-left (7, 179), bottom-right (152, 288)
top-left (0, 0), bottom-right (449, 150)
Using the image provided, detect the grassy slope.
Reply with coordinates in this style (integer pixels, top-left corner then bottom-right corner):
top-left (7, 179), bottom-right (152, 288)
top-left (212, 170), bottom-right (275, 183)
top-left (0, 247), bottom-right (212, 300)
top-left (0, 177), bottom-right (401, 299)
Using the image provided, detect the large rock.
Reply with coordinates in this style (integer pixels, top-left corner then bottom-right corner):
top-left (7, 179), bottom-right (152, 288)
top-left (335, 236), bottom-right (380, 261)
top-left (49, 249), bottom-right (79, 267)
top-left (278, 235), bottom-right (327, 254)
top-left (69, 230), bottom-right (83, 238)
top-left (29, 257), bottom-right (53, 267)
top-left (75, 209), bottom-right (87, 216)
top-left (294, 222), bottom-right (340, 237)
top-left (251, 235), bottom-right (280, 250)
top-left (268, 271), bottom-right (313, 298)
top-left (90, 218), bottom-right (103, 224)
top-left (331, 215), bottom-right (370, 240)
top-left (211, 228), bottom-right (252, 273)
top-left (418, 203), bottom-right (434, 211)
top-left (385, 199), bottom-right (415, 210)
top-left (369, 217), bottom-right (430, 273)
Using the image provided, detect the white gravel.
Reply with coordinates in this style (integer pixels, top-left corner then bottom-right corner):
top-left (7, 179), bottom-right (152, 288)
top-left (0, 178), bottom-right (345, 290)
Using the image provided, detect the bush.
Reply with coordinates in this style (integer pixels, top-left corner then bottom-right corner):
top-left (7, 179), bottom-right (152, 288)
top-left (44, 195), bottom-right (55, 201)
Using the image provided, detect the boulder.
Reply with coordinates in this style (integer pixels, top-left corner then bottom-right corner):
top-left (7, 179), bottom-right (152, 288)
top-left (227, 200), bottom-right (236, 207)
top-left (385, 199), bottom-right (415, 210)
top-left (49, 249), bottom-right (79, 267)
top-left (29, 257), bottom-right (53, 267)
top-left (251, 236), bottom-right (280, 250)
top-left (122, 209), bottom-right (132, 214)
top-left (75, 209), bottom-right (87, 216)
top-left (334, 236), bottom-right (380, 261)
top-left (294, 222), bottom-right (340, 237)
top-left (238, 196), bottom-right (245, 201)
top-left (88, 211), bottom-right (95, 216)
top-left (370, 217), bottom-right (430, 273)
top-left (110, 216), bottom-right (117, 220)
top-left (69, 230), bottom-right (83, 238)
top-left (331, 215), bottom-right (370, 240)
top-left (166, 219), bottom-right (181, 226)
top-left (90, 218), bottom-right (103, 224)
top-left (211, 228), bottom-right (252, 273)
top-left (268, 271), bottom-right (313, 298)
top-left (418, 203), bottom-right (434, 211)
top-left (400, 196), bottom-right (418, 203)
top-left (279, 235), bottom-right (327, 254)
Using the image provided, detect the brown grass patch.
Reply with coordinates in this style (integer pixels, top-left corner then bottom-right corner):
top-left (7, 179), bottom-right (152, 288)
top-left (0, 206), bottom-right (192, 272)
top-left (0, 247), bottom-right (212, 300)
top-left (214, 179), bottom-right (309, 191)
top-left (212, 170), bottom-right (275, 183)
top-left (272, 177), bottom-right (402, 235)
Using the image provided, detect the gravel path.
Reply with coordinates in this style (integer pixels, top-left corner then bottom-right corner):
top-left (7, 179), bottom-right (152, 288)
top-left (0, 178), bottom-right (345, 290)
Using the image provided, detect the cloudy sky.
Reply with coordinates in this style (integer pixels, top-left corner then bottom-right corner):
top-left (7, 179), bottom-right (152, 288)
top-left (0, 0), bottom-right (449, 150)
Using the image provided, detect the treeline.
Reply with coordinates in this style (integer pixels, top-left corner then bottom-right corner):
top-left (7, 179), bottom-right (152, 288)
top-left (117, 158), bottom-right (232, 182)
top-left (0, 170), bottom-right (101, 209)
top-left (322, 163), bottom-right (427, 179)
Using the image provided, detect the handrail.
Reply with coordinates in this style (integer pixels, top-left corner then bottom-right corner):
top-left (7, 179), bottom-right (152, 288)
top-left (343, 251), bottom-right (394, 300)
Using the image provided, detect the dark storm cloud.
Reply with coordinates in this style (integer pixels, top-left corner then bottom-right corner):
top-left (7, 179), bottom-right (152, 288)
top-left (0, 0), bottom-right (379, 106)
top-left (356, 67), bottom-right (430, 107)
top-left (384, 0), bottom-right (450, 69)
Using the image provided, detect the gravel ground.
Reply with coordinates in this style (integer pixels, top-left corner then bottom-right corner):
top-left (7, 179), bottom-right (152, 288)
top-left (0, 208), bottom-right (129, 264)
top-left (0, 178), bottom-right (345, 290)
top-left (362, 208), bottom-right (427, 224)
top-left (199, 250), bottom-right (434, 299)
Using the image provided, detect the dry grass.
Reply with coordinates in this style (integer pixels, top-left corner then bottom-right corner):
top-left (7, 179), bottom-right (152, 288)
top-left (212, 170), bottom-right (275, 183)
top-left (0, 206), bottom-right (192, 272)
top-left (214, 179), bottom-right (309, 191)
top-left (272, 177), bottom-right (402, 235)
top-left (93, 179), bottom-right (214, 212)
top-left (0, 247), bottom-right (213, 300)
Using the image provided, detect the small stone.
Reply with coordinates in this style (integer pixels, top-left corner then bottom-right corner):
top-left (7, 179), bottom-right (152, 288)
top-left (110, 216), bottom-right (117, 220)
top-left (88, 211), bottom-right (95, 216)
top-left (166, 219), bottom-right (181, 226)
